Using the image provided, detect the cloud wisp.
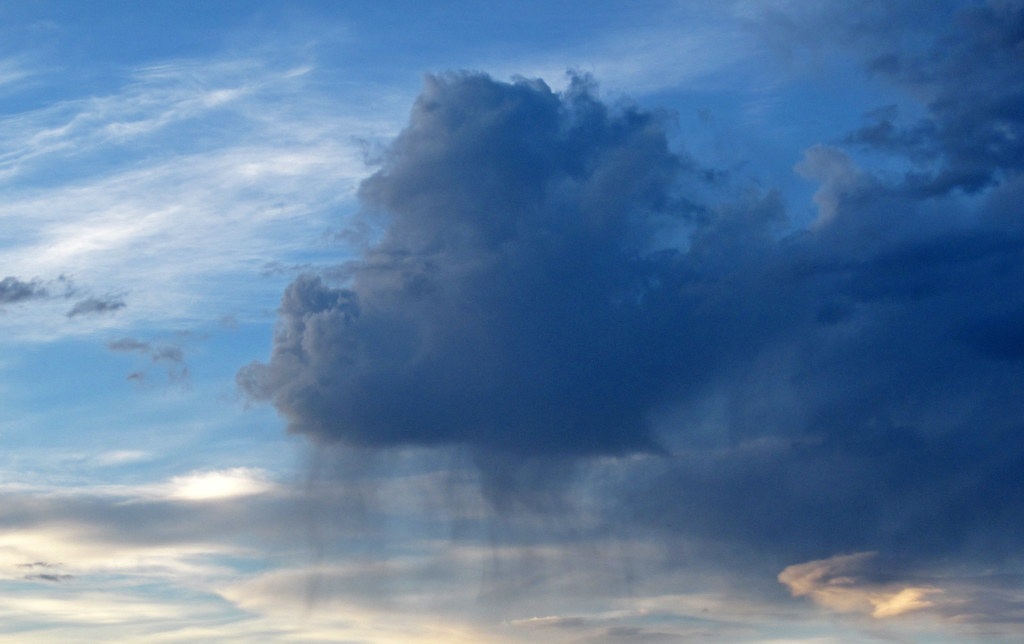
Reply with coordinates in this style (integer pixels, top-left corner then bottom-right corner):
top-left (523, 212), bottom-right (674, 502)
top-left (0, 54), bottom-right (394, 342)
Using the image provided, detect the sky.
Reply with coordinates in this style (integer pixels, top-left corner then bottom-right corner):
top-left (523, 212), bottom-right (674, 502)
top-left (1, 1), bottom-right (1023, 642)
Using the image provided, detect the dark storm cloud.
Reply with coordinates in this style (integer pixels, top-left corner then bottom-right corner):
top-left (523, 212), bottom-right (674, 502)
top-left (67, 295), bottom-right (126, 317)
top-left (0, 276), bottom-right (48, 304)
top-left (243, 45), bottom-right (1024, 574)
top-left (845, 0), bottom-right (1024, 195)
top-left (240, 72), bottom-right (698, 464)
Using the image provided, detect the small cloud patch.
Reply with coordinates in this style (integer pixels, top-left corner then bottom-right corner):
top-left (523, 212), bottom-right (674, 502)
top-left (168, 468), bottom-right (275, 501)
top-left (779, 552), bottom-right (942, 619)
top-left (67, 295), bottom-right (126, 317)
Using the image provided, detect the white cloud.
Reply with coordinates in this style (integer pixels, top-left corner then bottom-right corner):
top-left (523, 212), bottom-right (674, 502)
top-left (483, 7), bottom-right (750, 95)
top-left (0, 56), bottom-right (32, 90)
top-left (167, 467), bottom-right (275, 501)
top-left (89, 450), bottom-right (151, 467)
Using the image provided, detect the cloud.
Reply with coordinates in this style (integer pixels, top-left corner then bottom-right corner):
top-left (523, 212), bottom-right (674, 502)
top-left (778, 552), bottom-right (941, 619)
top-left (89, 450), bottom-right (150, 467)
top-left (0, 56), bottom-right (32, 89)
top-left (66, 295), bottom-right (126, 317)
top-left (239, 72), bottom-right (705, 497)
top-left (240, 63), bottom-right (1024, 577)
top-left (0, 276), bottom-right (48, 304)
top-left (152, 345), bottom-right (184, 363)
top-left (222, 10), bottom-right (1024, 636)
top-left (777, 550), bottom-right (1024, 630)
top-left (0, 53), bottom-right (392, 342)
top-left (793, 145), bottom-right (867, 228)
top-left (820, 0), bottom-right (1024, 196)
top-left (214, 540), bottom-right (794, 643)
top-left (480, 4), bottom-right (749, 96)
top-left (107, 337), bottom-right (151, 353)
top-left (167, 468), bottom-right (275, 501)
top-left (24, 573), bottom-right (74, 583)
top-left (107, 336), bottom-right (189, 385)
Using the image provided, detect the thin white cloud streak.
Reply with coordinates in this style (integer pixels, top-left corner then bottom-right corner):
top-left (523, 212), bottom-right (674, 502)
top-left (0, 59), bottom-right (321, 181)
top-left (0, 57), bottom-right (32, 90)
top-left (78, 449), bottom-right (150, 466)
top-left (0, 466), bottom-right (278, 503)
top-left (0, 56), bottom-right (402, 341)
top-left (482, 7), bottom-right (751, 95)
top-left (167, 467), bottom-right (276, 500)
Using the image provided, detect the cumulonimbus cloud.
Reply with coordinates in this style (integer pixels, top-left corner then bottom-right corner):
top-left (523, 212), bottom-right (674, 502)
top-left (242, 18), bottom-right (1024, 569)
top-left (239, 72), bottom-right (702, 465)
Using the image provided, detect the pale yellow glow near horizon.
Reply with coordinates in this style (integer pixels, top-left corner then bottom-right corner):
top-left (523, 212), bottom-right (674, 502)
top-left (169, 467), bottom-right (274, 500)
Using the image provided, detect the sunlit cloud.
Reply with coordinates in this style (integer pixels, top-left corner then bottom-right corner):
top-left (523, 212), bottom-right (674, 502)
top-left (168, 467), bottom-right (275, 501)
top-left (779, 552), bottom-right (942, 619)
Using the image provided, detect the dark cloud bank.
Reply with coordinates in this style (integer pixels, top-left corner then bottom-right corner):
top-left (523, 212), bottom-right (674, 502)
top-left (241, 1), bottom-right (1024, 582)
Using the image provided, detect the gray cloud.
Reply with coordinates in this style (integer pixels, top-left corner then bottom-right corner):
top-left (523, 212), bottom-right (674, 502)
top-left (24, 573), bottom-right (74, 583)
top-left (839, 1), bottom-right (1024, 195)
top-left (108, 338), bottom-right (152, 353)
top-left (241, 9), bottom-right (1024, 588)
top-left (152, 346), bottom-right (184, 363)
top-left (67, 295), bottom-right (126, 317)
top-left (240, 72), bottom-right (699, 481)
top-left (0, 276), bottom-right (48, 304)
top-left (108, 336), bottom-right (189, 386)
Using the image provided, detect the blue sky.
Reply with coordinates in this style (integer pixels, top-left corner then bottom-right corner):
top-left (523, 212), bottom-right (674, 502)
top-left (2, 1), bottom-right (1023, 642)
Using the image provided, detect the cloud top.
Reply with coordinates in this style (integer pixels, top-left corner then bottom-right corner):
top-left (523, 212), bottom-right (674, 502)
top-left (240, 73), bottom-right (699, 466)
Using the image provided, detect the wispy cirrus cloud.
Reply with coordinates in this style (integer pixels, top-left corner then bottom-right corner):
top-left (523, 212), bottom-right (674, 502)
top-left (0, 55), bottom-right (400, 341)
